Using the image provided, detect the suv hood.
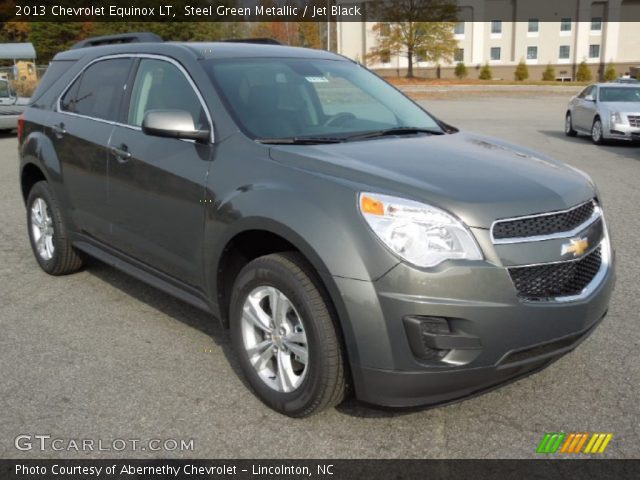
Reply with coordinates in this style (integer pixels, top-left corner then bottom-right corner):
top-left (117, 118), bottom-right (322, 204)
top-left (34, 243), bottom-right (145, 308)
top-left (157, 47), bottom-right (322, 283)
top-left (268, 132), bottom-right (596, 229)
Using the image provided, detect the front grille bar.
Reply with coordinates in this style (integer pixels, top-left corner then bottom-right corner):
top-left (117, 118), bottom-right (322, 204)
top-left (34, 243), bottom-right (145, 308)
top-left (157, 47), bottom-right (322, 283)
top-left (491, 200), bottom-right (600, 244)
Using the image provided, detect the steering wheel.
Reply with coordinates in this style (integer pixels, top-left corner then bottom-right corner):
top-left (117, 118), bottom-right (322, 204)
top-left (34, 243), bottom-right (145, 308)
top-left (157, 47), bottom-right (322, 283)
top-left (323, 112), bottom-right (357, 127)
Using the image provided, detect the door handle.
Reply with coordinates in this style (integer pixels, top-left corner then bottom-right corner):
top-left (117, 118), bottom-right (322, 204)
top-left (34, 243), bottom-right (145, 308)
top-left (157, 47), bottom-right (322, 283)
top-left (51, 123), bottom-right (66, 137)
top-left (110, 144), bottom-right (132, 163)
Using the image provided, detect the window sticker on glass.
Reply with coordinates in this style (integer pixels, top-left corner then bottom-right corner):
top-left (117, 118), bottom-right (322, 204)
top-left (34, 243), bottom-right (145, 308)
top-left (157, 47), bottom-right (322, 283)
top-left (305, 76), bottom-right (329, 83)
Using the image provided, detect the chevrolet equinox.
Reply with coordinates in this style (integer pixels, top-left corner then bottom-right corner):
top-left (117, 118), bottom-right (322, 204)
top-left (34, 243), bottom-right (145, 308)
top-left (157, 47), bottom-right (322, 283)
top-left (18, 34), bottom-right (615, 417)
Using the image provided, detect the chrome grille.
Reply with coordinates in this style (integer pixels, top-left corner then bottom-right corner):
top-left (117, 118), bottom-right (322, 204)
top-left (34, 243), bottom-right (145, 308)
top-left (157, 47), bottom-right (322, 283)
top-left (508, 246), bottom-right (602, 300)
top-left (492, 201), bottom-right (595, 241)
top-left (628, 115), bottom-right (640, 128)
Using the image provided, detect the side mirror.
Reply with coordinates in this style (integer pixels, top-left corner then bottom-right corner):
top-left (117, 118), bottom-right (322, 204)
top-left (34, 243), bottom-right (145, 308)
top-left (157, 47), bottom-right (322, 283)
top-left (142, 110), bottom-right (210, 143)
top-left (584, 94), bottom-right (596, 102)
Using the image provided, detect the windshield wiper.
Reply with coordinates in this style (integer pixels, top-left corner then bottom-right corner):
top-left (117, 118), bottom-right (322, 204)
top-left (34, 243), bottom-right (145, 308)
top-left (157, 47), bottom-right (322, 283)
top-left (343, 127), bottom-right (445, 142)
top-left (257, 137), bottom-right (344, 145)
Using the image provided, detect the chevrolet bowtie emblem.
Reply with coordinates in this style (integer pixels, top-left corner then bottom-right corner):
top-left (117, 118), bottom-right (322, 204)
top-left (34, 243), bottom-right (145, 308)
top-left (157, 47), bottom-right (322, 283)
top-left (562, 237), bottom-right (589, 257)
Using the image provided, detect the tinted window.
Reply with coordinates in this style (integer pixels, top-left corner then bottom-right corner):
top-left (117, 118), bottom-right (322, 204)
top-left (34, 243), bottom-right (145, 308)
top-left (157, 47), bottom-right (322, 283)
top-left (60, 58), bottom-right (131, 121)
top-left (578, 86), bottom-right (594, 99)
top-left (127, 59), bottom-right (205, 128)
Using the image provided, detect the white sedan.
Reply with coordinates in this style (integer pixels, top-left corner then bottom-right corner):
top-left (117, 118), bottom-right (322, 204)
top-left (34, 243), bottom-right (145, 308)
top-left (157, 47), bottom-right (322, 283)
top-left (565, 83), bottom-right (640, 144)
top-left (0, 79), bottom-right (29, 133)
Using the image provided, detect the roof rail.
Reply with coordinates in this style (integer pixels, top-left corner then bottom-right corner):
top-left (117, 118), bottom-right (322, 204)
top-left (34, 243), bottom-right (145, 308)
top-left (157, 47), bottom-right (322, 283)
top-left (220, 38), bottom-right (282, 45)
top-left (70, 32), bottom-right (163, 50)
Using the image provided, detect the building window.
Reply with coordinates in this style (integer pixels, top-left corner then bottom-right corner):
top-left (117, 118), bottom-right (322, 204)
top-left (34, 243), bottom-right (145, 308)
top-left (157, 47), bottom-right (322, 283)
top-left (561, 18), bottom-right (572, 32)
top-left (490, 47), bottom-right (501, 61)
top-left (591, 17), bottom-right (602, 31)
top-left (559, 45), bottom-right (570, 59)
top-left (454, 48), bottom-right (464, 62)
top-left (454, 22), bottom-right (465, 35)
top-left (491, 21), bottom-right (502, 34)
top-left (528, 19), bottom-right (539, 33)
top-left (589, 44), bottom-right (601, 58)
top-left (527, 46), bottom-right (538, 60)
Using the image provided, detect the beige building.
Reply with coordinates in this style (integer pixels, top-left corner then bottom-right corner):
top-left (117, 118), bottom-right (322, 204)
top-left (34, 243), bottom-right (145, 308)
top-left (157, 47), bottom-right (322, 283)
top-left (336, 0), bottom-right (640, 80)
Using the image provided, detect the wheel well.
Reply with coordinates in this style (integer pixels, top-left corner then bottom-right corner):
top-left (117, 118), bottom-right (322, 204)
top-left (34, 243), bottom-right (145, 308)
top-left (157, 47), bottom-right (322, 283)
top-left (217, 230), bottom-right (299, 326)
top-left (21, 164), bottom-right (46, 202)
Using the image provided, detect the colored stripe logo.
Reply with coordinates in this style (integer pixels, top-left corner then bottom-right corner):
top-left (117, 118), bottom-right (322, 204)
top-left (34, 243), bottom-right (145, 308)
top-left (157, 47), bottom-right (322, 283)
top-left (537, 433), bottom-right (613, 454)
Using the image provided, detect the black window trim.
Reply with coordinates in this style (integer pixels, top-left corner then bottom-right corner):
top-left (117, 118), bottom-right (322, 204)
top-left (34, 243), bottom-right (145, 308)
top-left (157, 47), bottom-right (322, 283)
top-left (56, 53), bottom-right (214, 143)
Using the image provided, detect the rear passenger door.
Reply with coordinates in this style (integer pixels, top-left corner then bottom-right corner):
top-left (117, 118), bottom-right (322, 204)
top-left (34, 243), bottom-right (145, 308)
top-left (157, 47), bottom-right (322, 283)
top-left (49, 57), bottom-right (132, 241)
top-left (106, 57), bottom-right (213, 287)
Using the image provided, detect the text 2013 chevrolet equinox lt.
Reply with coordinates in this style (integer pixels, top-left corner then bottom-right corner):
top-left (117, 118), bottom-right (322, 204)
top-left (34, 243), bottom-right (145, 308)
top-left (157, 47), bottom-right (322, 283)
top-left (18, 34), bottom-right (615, 417)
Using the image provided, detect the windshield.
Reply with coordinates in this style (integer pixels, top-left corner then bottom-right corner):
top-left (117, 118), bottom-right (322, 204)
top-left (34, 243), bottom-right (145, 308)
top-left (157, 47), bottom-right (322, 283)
top-left (599, 87), bottom-right (640, 102)
top-left (204, 58), bottom-right (443, 141)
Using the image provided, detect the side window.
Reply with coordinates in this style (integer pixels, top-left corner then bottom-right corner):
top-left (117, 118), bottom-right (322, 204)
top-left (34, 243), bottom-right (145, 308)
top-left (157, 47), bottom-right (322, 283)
top-left (578, 87), bottom-right (593, 98)
top-left (0, 80), bottom-right (10, 98)
top-left (127, 59), bottom-right (205, 128)
top-left (60, 58), bottom-right (131, 121)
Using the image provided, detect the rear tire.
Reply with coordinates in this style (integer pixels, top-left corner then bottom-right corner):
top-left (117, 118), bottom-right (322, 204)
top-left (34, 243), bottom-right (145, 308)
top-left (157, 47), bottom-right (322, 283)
top-left (26, 181), bottom-right (84, 275)
top-left (565, 113), bottom-right (577, 137)
top-left (230, 252), bottom-right (346, 417)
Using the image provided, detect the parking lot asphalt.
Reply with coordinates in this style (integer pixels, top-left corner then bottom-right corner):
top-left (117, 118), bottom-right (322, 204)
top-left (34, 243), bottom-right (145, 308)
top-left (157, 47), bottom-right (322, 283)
top-left (1, 91), bottom-right (639, 459)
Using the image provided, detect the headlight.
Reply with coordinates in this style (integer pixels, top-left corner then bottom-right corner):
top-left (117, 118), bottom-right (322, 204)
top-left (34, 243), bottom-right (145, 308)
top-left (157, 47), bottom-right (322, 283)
top-left (358, 193), bottom-right (483, 268)
top-left (610, 112), bottom-right (623, 124)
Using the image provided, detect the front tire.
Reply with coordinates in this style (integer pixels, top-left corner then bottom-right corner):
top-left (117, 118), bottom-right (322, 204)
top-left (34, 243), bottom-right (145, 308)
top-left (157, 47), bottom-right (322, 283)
top-left (565, 113), bottom-right (577, 137)
top-left (26, 181), bottom-right (84, 275)
top-left (230, 252), bottom-right (346, 417)
top-left (591, 118), bottom-right (605, 145)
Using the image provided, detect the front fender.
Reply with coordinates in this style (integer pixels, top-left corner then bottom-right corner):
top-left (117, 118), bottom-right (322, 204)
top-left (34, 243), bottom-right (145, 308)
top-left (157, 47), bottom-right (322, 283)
top-left (205, 180), bottom-right (398, 288)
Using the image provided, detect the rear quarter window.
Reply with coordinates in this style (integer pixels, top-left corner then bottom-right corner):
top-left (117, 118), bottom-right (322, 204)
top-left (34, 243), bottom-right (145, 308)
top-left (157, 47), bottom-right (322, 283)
top-left (60, 58), bottom-right (131, 122)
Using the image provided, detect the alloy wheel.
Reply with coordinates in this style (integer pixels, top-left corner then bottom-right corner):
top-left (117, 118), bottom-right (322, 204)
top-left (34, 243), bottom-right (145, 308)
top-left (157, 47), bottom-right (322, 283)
top-left (30, 198), bottom-right (55, 261)
top-left (240, 286), bottom-right (309, 393)
top-left (592, 120), bottom-right (603, 143)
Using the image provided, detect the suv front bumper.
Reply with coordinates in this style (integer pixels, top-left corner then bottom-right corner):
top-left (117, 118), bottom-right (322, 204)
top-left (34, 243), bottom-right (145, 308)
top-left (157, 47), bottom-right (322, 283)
top-left (336, 249), bottom-right (615, 408)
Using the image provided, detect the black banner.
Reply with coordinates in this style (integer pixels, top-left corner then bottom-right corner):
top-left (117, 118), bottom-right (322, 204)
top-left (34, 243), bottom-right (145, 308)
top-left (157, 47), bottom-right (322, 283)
top-left (2, 0), bottom-right (640, 23)
top-left (2, 459), bottom-right (640, 480)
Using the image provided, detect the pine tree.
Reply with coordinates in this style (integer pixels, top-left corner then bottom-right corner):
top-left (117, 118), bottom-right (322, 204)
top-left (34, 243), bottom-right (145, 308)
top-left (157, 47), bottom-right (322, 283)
top-left (542, 64), bottom-right (556, 81)
top-left (603, 64), bottom-right (618, 82)
top-left (514, 60), bottom-right (529, 81)
top-left (576, 61), bottom-right (592, 82)
top-left (479, 63), bottom-right (492, 80)
top-left (454, 62), bottom-right (468, 79)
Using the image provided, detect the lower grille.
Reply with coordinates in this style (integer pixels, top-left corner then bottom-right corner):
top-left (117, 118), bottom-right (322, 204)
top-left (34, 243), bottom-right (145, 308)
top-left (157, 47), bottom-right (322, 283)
top-left (508, 246), bottom-right (602, 299)
top-left (628, 115), bottom-right (640, 128)
top-left (501, 322), bottom-right (598, 365)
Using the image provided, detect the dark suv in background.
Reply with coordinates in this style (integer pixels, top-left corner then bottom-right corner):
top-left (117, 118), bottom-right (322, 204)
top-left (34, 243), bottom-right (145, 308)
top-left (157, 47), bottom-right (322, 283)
top-left (18, 34), bottom-right (614, 417)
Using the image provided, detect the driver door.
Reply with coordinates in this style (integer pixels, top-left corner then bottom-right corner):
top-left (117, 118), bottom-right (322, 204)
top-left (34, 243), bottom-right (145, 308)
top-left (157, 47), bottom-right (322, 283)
top-left (574, 86), bottom-right (596, 130)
